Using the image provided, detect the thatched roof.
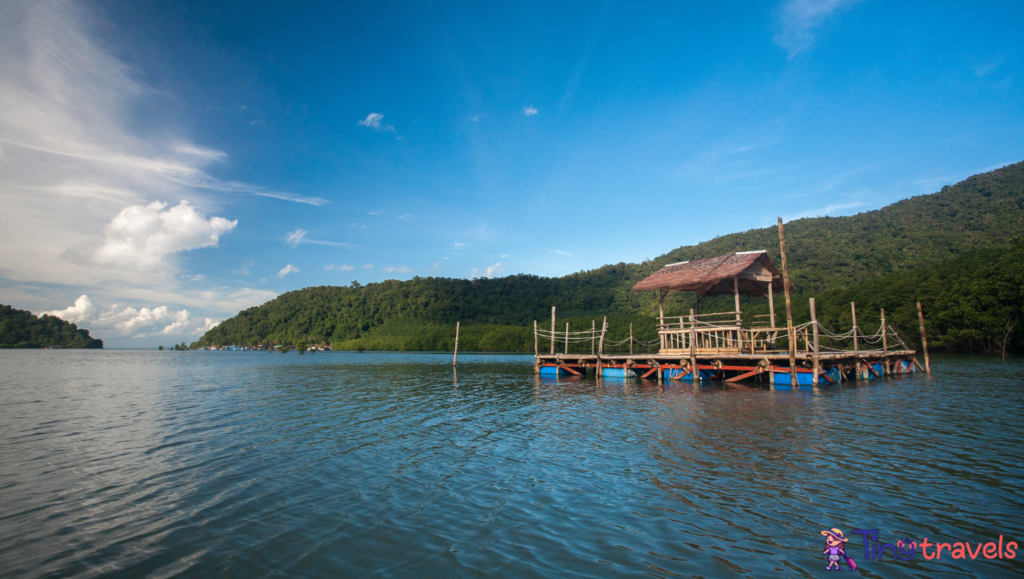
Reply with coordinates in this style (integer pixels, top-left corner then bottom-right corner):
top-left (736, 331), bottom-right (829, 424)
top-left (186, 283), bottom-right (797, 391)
top-left (631, 250), bottom-right (789, 297)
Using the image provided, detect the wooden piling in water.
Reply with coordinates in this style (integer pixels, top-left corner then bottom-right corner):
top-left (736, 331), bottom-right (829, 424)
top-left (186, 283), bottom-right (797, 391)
top-left (598, 316), bottom-right (607, 374)
top-left (881, 308), bottom-right (889, 376)
top-left (851, 302), bottom-right (859, 379)
top-left (917, 301), bottom-right (931, 374)
top-left (810, 298), bottom-right (820, 386)
top-left (689, 309), bottom-right (699, 381)
top-left (550, 306), bottom-right (556, 355)
top-left (453, 321), bottom-right (460, 366)
top-left (533, 320), bottom-right (539, 368)
top-left (591, 320), bottom-right (596, 356)
top-left (565, 322), bottom-right (569, 355)
top-left (778, 217), bottom-right (798, 387)
top-left (629, 323), bottom-right (634, 356)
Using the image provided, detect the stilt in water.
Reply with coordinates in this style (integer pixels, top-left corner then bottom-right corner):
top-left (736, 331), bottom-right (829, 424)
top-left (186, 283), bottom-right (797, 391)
top-left (453, 321), bottom-right (460, 367)
top-left (778, 217), bottom-right (798, 387)
top-left (810, 298), bottom-right (820, 386)
top-left (917, 301), bottom-right (931, 374)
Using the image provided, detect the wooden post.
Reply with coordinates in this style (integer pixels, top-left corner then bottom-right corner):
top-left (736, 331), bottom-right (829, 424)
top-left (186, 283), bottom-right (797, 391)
top-left (591, 320), bottom-right (596, 356)
top-left (533, 320), bottom-right (539, 360)
top-left (630, 323), bottom-right (634, 355)
top-left (810, 298), bottom-right (820, 386)
top-left (881, 309), bottom-right (889, 376)
top-left (917, 302), bottom-right (931, 374)
top-left (550, 306), bottom-right (556, 355)
top-left (850, 302), bottom-right (859, 380)
top-left (453, 321), bottom-right (460, 366)
top-left (768, 282), bottom-right (776, 329)
top-left (689, 308), bottom-right (699, 382)
top-left (733, 276), bottom-right (743, 352)
top-left (563, 322), bottom-right (568, 354)
top-left (658, 290), bottom-right (666, 352)
top-left (778, 217), bottom-right (798, 388)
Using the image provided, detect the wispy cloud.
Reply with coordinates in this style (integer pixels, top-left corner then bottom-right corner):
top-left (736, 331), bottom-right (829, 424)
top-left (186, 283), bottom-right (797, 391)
top-left (553, 249), bottom-right (572, 256)
top-left (774, 0), bottom-right (863, 58)
top-left (380, 266), bottom-right (413, 274)
top-left (470, 114), bottom-right (479, 122)
top-left (368, 210), bottom-right (381, 216)
top-left (785, 201), bottom-right (865, 220)
top-left (277, 264), bottom-right (299, 278)
top-left (454, 242), bottom-right (468, 250)
top-left (358, 112), bottom-right (395, 132)
top-left (471, 262), bottom-right (505, 279)
top-left (362, 263), bottom-right (373, 269)
top-left (232, 259), bottom-right (255, 275)
top-left (973, 57), bottom-right (1005, 77)
top-left (285, 228), bottom-right (354, 249)
top-left (397, 213), bottom-right (412, 221)
top-left (325, 264), bottom-right (354, 271)
top-left (523, 106), bottom-right (538, 116)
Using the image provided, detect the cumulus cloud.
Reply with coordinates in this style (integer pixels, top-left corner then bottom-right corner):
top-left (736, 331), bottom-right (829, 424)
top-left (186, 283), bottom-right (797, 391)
top-left (471, 262), bottom-right (505, 279)
top-left (362, 263), bottom-right (373, 269)
top-left (523, 106), bottom-right (538, 116)
top-left (774, 0), bottom-right (863, 57)
top-left (325, 264), bottom-right (355, 271)
top-left (194, 317), bottom-right (220, 335)
top-left (42, 294), bottom-right (197, 337)
top-left (358, 113), bottom-right (395, 132)
top-left (90, 200), bottom-right (236, 271)
top-left (380, 266), bottom-right (413, 274)
top-left (277, 264), bottom-right (299, 278)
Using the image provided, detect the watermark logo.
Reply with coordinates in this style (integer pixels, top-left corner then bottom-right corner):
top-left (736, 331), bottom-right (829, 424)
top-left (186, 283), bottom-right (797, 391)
top-left (821, 528), bottom-right (857, 571)
top-left (820, 527), bottom-right (1018, 568)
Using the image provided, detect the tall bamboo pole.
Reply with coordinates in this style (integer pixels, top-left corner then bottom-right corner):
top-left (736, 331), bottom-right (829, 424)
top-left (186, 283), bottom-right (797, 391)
top-left (550, 306), bottom-right (556, 355)
top-left (768, 282), bottom-right (776, 329)
top-left (733, 276), bottom-right (743, 352)
top-left (881, 309), bottom-right (889, 376)
top-left (591, 320), bottom-right (596, 356)
top-left (851, 302), bottom-right (859, 381)
top-left (917, 302), bottom-right (931, 374)
top-left (778, 217), bottom-right (798, 388)
top-left (597, 317), bottom-right (607, 375)
top-left (565, 322), bottom-right (569, 354)
top-left (629, 323), bottom-right (634, 356)
top-left (689, 308), bottom-right (699, 382)
top-left (533, 320), bottom-right (539, 362)
top-left (810, 298), bottom-right (820, 386)
top-left (658, 291), bottom-right (666, 352)
top-left (453, 321), bottom-right (460, 366)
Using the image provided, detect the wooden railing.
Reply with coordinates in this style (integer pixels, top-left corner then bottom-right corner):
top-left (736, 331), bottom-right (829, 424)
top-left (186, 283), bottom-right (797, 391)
top-left (657, 311), bottom-right (814, 356)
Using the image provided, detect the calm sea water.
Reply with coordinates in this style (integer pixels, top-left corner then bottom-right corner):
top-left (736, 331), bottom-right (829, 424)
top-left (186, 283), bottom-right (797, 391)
top-left (0, 350), bottom-right (1022, 578)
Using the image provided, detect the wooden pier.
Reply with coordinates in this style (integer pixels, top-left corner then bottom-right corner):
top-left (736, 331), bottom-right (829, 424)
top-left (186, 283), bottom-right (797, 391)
top-left (533, 240), bottom-right (924, 389)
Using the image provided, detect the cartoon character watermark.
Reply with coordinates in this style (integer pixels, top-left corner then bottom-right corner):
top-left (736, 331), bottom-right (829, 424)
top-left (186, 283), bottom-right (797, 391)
top-left (822, 528), bottom-right (857, 571)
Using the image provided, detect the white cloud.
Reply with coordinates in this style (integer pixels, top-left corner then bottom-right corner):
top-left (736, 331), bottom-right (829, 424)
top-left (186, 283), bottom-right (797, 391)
top-left (470, 115), bottom-right (479, 122)
top-left (358, 113), bottom-right (395, 132)
top-left (325, 264), bottom-right (355, 271)
top-left (397, 213), bottom-right (412, 221)
top-left (523, 106), bottom-right (538, 116)
top-left (471, 262), bottom-right (505, 279)
top-left (92, 200), bottom-right (236, 271)
top-left (973, 57), bottom-right (1005, 78)
top-left (41, 294), bottom-right (96, 324)
top-left (368, 210), bottom-right (381, 216)
top-left (454, 242), bottom-right (468, 250)
top-left (285, 228), bottom-right (354, 249)
top-left (380, 266), bottom-right (413, 274)
top-left (362, 263), bottom-right (373, 269)
top-left (553, 249), bottom-right (572, 256)
top-left (286, 228), bottom-right (308, 247)
top-left (194, 317), bottom-right (220, 335)
top-left (42, 294), bottom-right (196, 338)
top-left (277, 264), bottom-right (299, 278)
top-left (774, 0), bottom-right (863, 58)
top-left (233, 259), bottom-right (255, 275)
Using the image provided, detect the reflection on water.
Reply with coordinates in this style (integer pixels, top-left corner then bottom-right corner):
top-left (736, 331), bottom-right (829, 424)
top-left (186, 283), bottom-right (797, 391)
top-left (0, 350), bottom-right (1022, 577)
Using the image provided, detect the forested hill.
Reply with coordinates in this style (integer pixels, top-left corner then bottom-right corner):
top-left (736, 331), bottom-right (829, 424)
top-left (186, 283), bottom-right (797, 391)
top-left (196, 160), bottom-right (1024, 349)
top-left (0, 305), bottom-right (104, 348)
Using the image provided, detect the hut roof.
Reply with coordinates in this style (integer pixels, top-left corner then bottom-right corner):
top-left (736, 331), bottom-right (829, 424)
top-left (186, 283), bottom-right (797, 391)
top-left (631, 250), bottom-right (789, 297)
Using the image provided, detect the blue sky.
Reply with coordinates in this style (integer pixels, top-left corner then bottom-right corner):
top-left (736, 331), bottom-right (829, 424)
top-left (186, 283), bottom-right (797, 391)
top-left (1, 0), bottom-right (1021, 347)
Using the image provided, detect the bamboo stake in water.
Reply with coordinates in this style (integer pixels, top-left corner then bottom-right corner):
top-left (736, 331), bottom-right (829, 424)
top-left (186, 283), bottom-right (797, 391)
top-left (689, 309), bottom-right (699, 382)
top-left (917, 302), bottom-right (931, 374)
top-left (881, 308), bottom-right (889, 376)
top-left (453, 321), bottom-right (460, 366)
top-left (630, 323), bottom-right (634, 356)
top-left (565, 322), bottom-right (569, 355)
top-left (810, 298), bottom-right (819, 386)
top-left (778, 217), bottom-right (798, 388)
top-left (550, 306), bottom-right (556, 355)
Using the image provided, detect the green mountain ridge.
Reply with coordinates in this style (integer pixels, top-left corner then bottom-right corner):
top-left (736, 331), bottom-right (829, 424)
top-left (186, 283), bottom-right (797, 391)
top-left (0, 305), bottom-right (104, 349)
top-left (195, 161), bottom-right (1024, 354)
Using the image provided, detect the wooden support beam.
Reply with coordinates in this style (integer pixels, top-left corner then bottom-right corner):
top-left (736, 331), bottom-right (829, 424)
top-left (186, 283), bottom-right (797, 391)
top-left (917, 302), bottom-right (931, 374)
top-left (630, 323), bottom-right (634, 356)
top-left (558, 363), bottom-right (581, 376)
top-left (866, 363), bottom-right (881, 379)
top-left (810, 298), bottom-right (820, 386)
top-left (533, 320), bottom-right (538, 359)
top-left (778, 217), bottom-right (798, 388)
top-left (597, 316), bottom-right (607, 374)
top-left (768, 282), bottom-right (776, 329)
top-left (641, 366), bottom-right (658, 379)
top-left (817, 370), bottom-right (835, 385)
top-left (591, 320), bottom-right (596, 356)
top-left (851, 302), bottom-right (859, 360)
top-left (565, 322), bottom-right (569, 355)
top-left (689, 309), bottom-right (699, 381)
top-left (725, 368), bottom-right (760, 383)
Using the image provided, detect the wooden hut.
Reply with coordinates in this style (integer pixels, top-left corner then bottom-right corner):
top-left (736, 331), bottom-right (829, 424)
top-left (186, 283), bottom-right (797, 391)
top-left (632, 250), bottom-right (789, 356)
